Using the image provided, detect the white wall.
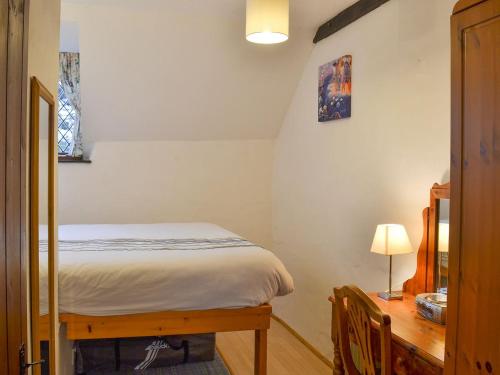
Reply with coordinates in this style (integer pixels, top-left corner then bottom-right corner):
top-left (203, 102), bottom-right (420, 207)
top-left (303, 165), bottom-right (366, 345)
top-left (60, 20), bottom-right (79, 52)
top-left (28, 0), bottom-right (61, 229)
top-left (28, 0), bottom-right (60, 96)
top-left (60, 0), bottom-right (312, 143)
top-left (58, 0), bottom-right (455, 361)
top-left (59, 140), bottom-right (274, 247)
top-left (58, 1), bottom-right (288, 247)
top-left (271, 0), bottom-right (454, 358)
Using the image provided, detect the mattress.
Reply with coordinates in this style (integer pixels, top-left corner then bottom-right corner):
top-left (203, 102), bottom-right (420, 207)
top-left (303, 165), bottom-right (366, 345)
top-left (39, 223), bottom-right (294, 316)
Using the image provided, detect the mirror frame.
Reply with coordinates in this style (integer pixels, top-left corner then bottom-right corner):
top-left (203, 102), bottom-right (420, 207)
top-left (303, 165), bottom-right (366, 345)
top-left (30, 77), bottom-right (56, 375)
top-left (404, 182), bottom-right (450, 295)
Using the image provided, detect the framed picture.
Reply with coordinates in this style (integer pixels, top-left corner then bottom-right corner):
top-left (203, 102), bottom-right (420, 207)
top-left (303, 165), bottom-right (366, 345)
top-left (318, 55), bottom-right (352, 122)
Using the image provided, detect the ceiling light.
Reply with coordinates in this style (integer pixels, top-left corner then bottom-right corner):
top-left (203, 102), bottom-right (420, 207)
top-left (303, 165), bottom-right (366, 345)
top-left (246, 0), bottom-right (289, 44)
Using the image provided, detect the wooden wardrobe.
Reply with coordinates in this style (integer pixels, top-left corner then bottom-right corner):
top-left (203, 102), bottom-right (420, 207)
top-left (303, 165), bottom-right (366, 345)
top-left (447, 0), bottom-right (500, 373)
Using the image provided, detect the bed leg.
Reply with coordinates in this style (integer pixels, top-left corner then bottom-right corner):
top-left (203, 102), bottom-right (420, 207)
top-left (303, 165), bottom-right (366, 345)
top-left (254, 329), bottom-right (267, 375)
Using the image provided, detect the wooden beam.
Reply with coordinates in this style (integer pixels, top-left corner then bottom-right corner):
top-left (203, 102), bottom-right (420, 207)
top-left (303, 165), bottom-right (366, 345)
top-left (313, 0), bottom-right (391, 43)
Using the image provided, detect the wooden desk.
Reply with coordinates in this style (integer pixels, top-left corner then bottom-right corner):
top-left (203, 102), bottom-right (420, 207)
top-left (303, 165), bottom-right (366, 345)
top-left (330, 293), bottom-right (445, 375)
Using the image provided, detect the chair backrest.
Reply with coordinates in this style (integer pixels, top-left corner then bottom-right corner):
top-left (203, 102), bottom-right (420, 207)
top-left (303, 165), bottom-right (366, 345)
top-left (334, 285), bottom-right (392, 375)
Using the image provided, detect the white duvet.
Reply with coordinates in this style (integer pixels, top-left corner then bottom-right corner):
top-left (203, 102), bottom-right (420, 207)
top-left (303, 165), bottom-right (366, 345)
top-left (39, 223), bottom-right (294, 316)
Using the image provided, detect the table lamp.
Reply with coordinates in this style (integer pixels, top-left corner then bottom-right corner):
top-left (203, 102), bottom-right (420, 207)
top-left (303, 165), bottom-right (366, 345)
top-left (371, 224), bottom-right (413, 300)
top-left (438, 222), bottom-right (449, 253)
top-left (437, 222), bottom-right (449, 294)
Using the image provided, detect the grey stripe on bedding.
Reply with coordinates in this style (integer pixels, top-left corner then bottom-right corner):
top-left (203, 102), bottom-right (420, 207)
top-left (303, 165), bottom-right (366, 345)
top-left (38, 237), bottom-right (256, 252)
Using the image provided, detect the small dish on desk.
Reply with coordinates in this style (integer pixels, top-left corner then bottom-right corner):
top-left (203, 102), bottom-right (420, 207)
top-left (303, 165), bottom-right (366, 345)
top-left (416, 293), bottom-right (447, 325)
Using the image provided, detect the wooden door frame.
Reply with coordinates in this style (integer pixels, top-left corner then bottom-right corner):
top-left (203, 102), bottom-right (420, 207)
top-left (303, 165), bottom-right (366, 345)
top-left (30, 77), bottom-right (57, 375)
top-left (448, 0), bottom-right (500, 373)
top-left (0, 0), bottom-right (31, 374)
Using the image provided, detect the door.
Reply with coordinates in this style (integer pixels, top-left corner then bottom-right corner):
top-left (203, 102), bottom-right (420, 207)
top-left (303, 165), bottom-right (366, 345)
top-left (0, 0), bottom-right (31, 374)
top-left (0, 2), bottom-right (8, 372)
top-left (448, 0), bottom-right (500, 373)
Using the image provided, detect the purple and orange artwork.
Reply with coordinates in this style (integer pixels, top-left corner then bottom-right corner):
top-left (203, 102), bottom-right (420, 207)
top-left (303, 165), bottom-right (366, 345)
top-left (318, 55), bottom-right (352, 122)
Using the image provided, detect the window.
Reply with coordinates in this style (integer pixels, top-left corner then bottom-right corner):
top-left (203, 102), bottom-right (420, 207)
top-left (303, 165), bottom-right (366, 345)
top-left (57, 81), bottom-right (78, 155)
top-left (58, 52), bottom-right (82, 160)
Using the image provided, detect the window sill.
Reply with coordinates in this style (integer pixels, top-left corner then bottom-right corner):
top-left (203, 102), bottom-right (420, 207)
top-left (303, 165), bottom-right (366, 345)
top-left (58, 155), bottom-right (92, 164)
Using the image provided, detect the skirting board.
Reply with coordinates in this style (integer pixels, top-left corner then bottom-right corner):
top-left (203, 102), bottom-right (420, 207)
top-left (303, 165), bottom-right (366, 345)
top-left (271, 314), bottom-right (333, 369)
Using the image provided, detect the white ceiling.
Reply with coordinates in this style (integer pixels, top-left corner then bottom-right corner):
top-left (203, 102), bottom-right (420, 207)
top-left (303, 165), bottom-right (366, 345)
top-left (61, 0), bottom-right (358, 141)
top-left (62, 0), bottom-right (358, 30)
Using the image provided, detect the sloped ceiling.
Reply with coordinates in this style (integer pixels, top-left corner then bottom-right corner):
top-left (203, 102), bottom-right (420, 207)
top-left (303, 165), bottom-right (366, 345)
top-left (61, 0), bottom-right (357, 141)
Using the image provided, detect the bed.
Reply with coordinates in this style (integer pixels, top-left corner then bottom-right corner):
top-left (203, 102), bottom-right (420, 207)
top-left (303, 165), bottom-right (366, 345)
top-left (39, 223), bottom-right (294, 374)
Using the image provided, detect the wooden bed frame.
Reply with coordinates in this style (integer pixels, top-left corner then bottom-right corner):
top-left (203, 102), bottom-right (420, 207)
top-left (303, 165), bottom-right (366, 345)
top-left (40, 304), bottom-right (271, 374)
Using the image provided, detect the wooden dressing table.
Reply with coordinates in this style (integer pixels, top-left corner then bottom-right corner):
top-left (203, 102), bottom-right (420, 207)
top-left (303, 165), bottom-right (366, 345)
top-left (330, 183), bottom-right (449, 374)
top-left (329, 293), bottom-right (445, 374)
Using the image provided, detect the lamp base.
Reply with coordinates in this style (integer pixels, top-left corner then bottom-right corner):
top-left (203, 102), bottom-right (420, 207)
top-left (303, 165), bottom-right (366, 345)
top-left (377, 291), bottom-right (404, 301)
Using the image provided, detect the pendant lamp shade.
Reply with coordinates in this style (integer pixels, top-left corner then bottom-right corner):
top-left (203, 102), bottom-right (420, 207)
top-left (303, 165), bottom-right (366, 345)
top-left (246, 0), bottom-right (289, 44)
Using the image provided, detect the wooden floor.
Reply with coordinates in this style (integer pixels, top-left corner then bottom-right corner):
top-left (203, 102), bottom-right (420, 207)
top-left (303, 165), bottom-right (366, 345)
top-left (217, 318), bottom-right (332, 375)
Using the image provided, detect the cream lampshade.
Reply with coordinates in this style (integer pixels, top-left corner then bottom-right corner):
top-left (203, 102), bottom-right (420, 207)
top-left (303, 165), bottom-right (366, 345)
top-left (437, 222), bottom-right (450, 294)
top-left (246, 0), bottom-right (289, 44)
top-left (371, 224), bottom-right (414, 256)
top-left (371, 224), bottom-right (413, 300)
top-left (438, 222), bottom-right (449, 253)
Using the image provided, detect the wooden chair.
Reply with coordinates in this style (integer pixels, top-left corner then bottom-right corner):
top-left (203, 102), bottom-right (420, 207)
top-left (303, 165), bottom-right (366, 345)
top-left (334, 285), bottom-right (392, 375)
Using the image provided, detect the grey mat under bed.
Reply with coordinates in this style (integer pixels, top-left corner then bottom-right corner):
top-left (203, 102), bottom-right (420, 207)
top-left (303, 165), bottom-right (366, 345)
top-left (84, 352), bottom-right (231, 375)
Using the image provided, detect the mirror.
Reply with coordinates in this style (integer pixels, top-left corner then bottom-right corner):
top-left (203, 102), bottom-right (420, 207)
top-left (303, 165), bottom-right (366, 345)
top-left (30, 77), bottom-right (56, 375)
top-left (404, 182), bottom-right (450, 296)
top-left (436, 199), bottom-right (450, 294)
top-left (39, 96), bottom-right (50, 374)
